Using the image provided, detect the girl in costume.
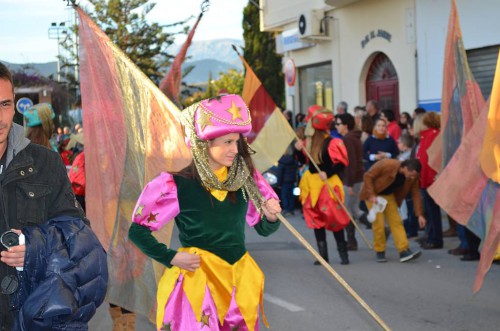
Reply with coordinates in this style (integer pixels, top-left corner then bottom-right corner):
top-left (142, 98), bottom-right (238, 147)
top-left (128, 94), bottom-right (281, 331)
top-left (295, 107), bottom-right (350, 265)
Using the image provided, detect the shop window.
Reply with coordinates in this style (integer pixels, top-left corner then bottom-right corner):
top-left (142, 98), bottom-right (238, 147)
top-left (298, 62), bottom-right (333, 114)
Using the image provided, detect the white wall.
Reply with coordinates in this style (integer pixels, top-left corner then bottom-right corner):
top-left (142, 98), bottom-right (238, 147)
top-left (260, 0), bottom-right (330, 31)
top-left (416, 0), bottom-right (500, 108)
top-left (332, 0), bottom-right (416, 112)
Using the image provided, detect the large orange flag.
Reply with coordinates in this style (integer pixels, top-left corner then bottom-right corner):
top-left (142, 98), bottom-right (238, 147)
top-left (235, 48), bottom-right (296, 172)
top-left (480, 50), bottom-right (500, 184)
top-left (159, 13), bottom-right (203, 105)
top-left (427, 0), bottom-right (485, 172)
top-left (78, 7), bottom-right (191, 319)
top-left (473, 50), bottom-right (500, 291)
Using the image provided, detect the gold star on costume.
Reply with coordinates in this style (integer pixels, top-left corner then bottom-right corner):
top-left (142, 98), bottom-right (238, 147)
top-left (197, 110), bottom-right (213, 131)
top-left (135, 204), bottom-right (144, 217)
top-left (200, 312), bottom-right (210, 328)
top-left (226, 101), bottom-right (243, 121)
top-left (72, 165), bottom-right (79, 173)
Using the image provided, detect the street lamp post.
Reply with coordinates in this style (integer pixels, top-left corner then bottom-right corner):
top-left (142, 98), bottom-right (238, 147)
top-left (48, 22), bottom-right (67, 82)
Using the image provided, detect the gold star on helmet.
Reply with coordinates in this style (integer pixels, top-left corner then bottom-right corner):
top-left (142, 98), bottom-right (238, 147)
top-left (197, 110), bottom-right (213, 131)
top-left (135, 204), bottom-right (144, 217)
top-left (200, 311), bottom-right (210, 328)
top-left (226, 101), bottom-right (243, 121)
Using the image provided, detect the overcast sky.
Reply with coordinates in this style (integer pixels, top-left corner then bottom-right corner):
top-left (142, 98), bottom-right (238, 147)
top-left (1, 0), bottom-right (248, 64)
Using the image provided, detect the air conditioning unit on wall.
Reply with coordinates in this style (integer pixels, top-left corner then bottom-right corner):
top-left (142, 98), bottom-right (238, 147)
top-left (298, 9), bottom-right (330, 41)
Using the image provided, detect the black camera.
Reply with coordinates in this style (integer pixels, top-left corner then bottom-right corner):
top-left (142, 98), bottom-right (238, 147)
top-left (1, 231), bottom-right (19, 249)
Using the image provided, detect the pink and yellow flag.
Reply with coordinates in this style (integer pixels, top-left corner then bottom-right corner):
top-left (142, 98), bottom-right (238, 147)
top-left (78, 7), bottom-right (191, 318)
top-left (236, 50), bottom-right (296, 172)
top-left (429, 50), bottom-right (500, 293)
top-left (427, 0), bottom-right (485, 172)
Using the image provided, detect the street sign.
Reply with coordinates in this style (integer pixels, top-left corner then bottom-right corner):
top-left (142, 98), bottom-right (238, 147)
top-left (16, 97), bottom-right (34, 114)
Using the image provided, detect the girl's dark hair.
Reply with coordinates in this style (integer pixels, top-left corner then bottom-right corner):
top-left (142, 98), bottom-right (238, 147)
top-left (361, 114), bottom-right (374, 134)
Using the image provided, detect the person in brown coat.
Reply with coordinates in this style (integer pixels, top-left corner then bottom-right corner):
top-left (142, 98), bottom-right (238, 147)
top-left (337, 113), bottom-right (367, 250)
top-left (359, 159), bottom-right (426, 262)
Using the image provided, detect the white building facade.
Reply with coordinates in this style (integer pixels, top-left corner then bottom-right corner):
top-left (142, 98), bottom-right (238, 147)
top-left (262, 0), bottom-right (500, 117)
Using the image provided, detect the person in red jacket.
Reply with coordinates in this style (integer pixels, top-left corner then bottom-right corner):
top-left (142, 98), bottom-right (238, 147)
top-left (416, 112), bottom-right (443, 249)
top-left (68, 151), bottom-right (86, 211)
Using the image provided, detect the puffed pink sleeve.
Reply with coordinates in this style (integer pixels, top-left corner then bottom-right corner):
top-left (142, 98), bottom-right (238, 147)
top-left (132, 172), bottom-right (180, 231)
top-left (246, 170), bottom-right (279, 226)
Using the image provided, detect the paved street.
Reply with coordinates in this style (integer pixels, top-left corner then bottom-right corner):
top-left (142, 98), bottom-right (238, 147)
top-left (90, 212), bottom-right (500, 330)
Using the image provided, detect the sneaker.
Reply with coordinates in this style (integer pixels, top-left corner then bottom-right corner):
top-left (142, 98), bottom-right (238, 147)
top-left (376, 251), bottom-right (387, 263)
top-left (399, 249), bottom-right (421, 262)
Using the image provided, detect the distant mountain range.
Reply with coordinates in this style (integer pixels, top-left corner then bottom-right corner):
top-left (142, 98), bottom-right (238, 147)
top-left (2, 38), bottom-right (244, 84)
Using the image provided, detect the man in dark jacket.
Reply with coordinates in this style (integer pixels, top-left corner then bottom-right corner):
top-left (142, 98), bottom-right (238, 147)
top-left (0, 62), bottom-right (92, 329)
top-left (336, 114), bottom-right (366, 250)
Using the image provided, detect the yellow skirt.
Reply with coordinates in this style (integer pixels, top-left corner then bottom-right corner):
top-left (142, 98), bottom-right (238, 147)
top-left (156, 247), bottom-right (268, 331)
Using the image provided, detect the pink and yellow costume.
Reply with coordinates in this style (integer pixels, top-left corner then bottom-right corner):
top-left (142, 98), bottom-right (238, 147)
top-left (129, 95), bottom-right (280, 331)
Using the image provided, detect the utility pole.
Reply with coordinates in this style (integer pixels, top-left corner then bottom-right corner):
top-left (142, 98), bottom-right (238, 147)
top-left (48, 22), bottom-right (68, 82)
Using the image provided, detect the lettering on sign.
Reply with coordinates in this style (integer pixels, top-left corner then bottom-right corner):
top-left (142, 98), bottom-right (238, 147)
top-left (361, 29), bottom-right (392, 49)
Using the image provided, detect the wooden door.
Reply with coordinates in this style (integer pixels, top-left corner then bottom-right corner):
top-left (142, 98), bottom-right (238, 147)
top-left (366, 53), bottom-right (400, 117)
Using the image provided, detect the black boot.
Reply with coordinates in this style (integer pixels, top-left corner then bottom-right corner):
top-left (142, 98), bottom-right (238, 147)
top-left (346, 223), bottom-right (358, 251)
top-left (338, 242), bottom-right (350, 265)
top-left (314, 240), bottom-right (329, 265)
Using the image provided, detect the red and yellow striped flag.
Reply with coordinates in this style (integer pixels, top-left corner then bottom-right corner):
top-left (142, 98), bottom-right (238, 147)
top-left (159, 13), bottom-right (203, 105)
top-left (78, 7), bottom-right (191, 319)
top-left (236, 50), bottom-right (296, 172)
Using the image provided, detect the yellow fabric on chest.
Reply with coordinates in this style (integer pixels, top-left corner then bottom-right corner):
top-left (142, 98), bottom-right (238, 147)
top-left (210, 166), bottom-right (229, 201)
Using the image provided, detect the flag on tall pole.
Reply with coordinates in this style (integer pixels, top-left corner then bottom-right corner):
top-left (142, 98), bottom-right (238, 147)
top-left (480, 50), bottom-right (500, 185)
top-left (77, 7), bottom-right (191, 319)
top-left (427, 0), bottom-right (485, 172)
top-left (473, 49), bottom-right (500, 292)
top-left (233, 46), bottom-right (296, 172)
top-left (428, 42), bottom-right (500, 293)
top-left (159, 13), bottom-right (203, 105)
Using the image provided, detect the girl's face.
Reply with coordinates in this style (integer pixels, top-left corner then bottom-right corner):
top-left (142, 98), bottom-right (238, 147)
top-left (374, 119), bottom-right (387, 135)
top-left (400, 114), bottom-right (409, 124)
top-left (207, 133), bottom-right (240, 170)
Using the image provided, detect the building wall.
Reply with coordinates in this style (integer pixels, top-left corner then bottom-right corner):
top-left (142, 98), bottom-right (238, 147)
top-left (331, 0), bottom-right (416, 113)
top-left (260, 0), bottom-right (329, 31)
top-left (271, 0), bottom-right (417, 114)
top-left (416, 0), bottom-right (500, 110)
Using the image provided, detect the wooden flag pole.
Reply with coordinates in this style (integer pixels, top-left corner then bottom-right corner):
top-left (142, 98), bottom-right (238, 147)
top-left (296, 139), bottom-right (373, 250)
top-left (275, 212), bottom-right (391, 330)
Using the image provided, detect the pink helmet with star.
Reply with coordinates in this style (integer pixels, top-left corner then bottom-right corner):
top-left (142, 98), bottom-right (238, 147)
top-left (192, 94), bottom-right (252, 141)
